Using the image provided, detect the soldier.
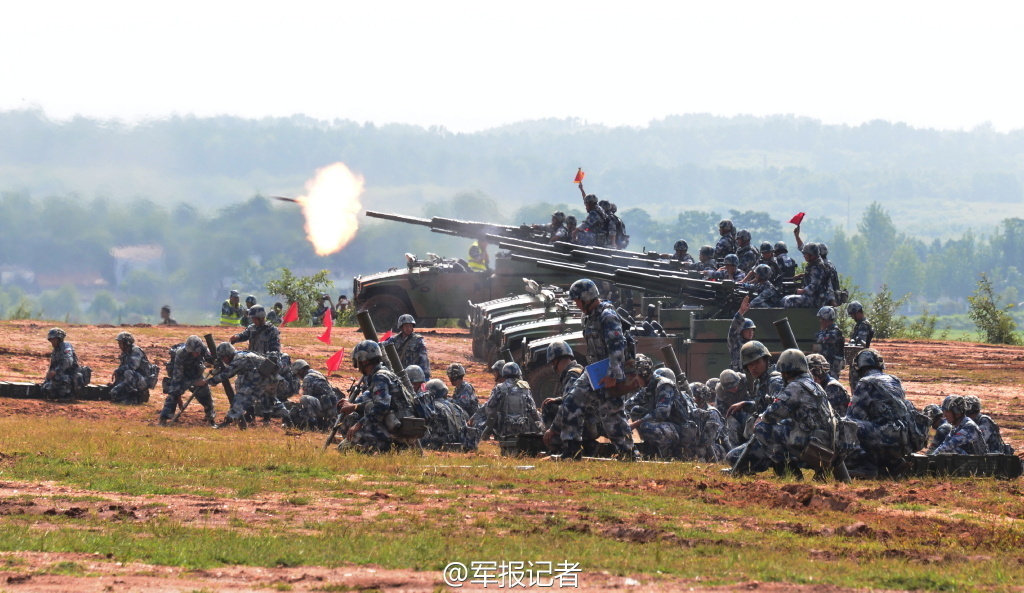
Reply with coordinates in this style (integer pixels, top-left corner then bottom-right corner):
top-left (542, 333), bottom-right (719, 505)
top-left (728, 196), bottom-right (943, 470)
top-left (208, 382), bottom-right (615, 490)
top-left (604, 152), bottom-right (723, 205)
top-left (964, 395), bottom-right (1013, 454)
top-left (818, 243), bottom-right (841, 303)
top-left (159, 305), bottom-right (178, 326)
top-left (845, 349), bottom-right (917, 477)
top-left (923, 403), bottom-right (951, 454)
top-left (552, 279), bottom-right (637, 460)
top-left (607, 202), bottom-right (628, 249)
top-left (755, 242), bottom-right (781, 281)
top-left (239, 295), bottom-right (257, 326)
top-left (714, 220), bottom-right (737, 260)
top-left (564, 216), bottom-right (578, 244)
top-left (490, 360), bottom-right (505, 382)
top-left (41, 327), bottom-right (85, 401)
top-left (405, 365), bottom-right (427, 393)
top-left (472, 362), bottom-right (543, 441)
top-left (773, 241), bottom-right (799, 282)
top-left (337, 340), bottom-right (406, 452)
top-left (109, 331), bottom-right (152, 405)
top-left (629, 357), bottom-right (696, 459)
top-left (782, 243), bottom-right (831, 308)
top-left (540, 341), bottom-right (594, 455)
top-left (207, 343), bottom-right (280, 430)
top-left (690, 382), bottom-right (728, 461)
top-left (229, 305), bottom-right (281, 355)
top-left (158, 335), bottom-right (216, 426)
top-left (288, 359), bottom-right (338, 431)
top-left (735, 229), bottom-right (758, 272)
top-left (575, 194), bottom-right (609, 247)
top-left (723, 341), bottom-right (784, 468)
top-left (624, 354), bottom-right (658, 421)
top-left (742, 265), bottom-right (784, 309)
top-left (468, 239), bottom-right (490, 271)
top-left (548, 211), bottom-right (570, 243)
top-left (312, 294), bottom-right (335, 326)
top-left (731, 349), bottom-right (839, 479)
top-left (382, 314), bottom-right (431, 380)
top-left (930, 395), bottom-right (985, 455)
top-left (447, 363), bottom-right (478, 417)
top-left (672, 240), bottom-right (695, 265)
top-left (695, 245), bottom-right (718, 272)
top-left (846, 301), bottom-right (874, 347)
top-left (726, 299), bottom-right (756, 372)
top-left (814, 306), bottom-right (845, 379)
top-left (808, 353), bottom-right (850, 416)
top-left (420, 379), bottom-right (475, 451)
top-left (220, 290), bottom-right (245, 326)
top-left (715, 369), bottom-right (748, 447)
top-left (704, 253), bottom-right (744, 282)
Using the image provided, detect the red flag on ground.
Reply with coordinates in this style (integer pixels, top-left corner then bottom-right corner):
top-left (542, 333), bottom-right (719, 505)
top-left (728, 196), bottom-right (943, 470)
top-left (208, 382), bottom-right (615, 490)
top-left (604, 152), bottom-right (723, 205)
top-left (280, 302), bottom-right (299, 326)
top-left (326, 348), bottom-right (345, 373)
top-left (789, 212), bottom-right (806, 225)
top-left (380, 330), bottom-right (393, 342)
top-left (317, 310), bottom-right (333, 344)
top-left (573, 168), bottom-right (585, 184)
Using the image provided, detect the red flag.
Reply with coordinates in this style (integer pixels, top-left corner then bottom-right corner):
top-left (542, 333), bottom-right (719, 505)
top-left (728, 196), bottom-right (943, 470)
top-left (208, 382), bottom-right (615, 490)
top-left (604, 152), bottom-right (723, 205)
top-left (380, 330), bottom-right (393, 342)
top-left (573, 168), bottom-right (585, 184)
top-left (280, 302), bottom-right (299, 326)
top-left (789, 212), bottom-right (806, 225)
top-left (317, 310), bottom-right (333, 344)
top-left (326, 348), bottom-right (345, 373)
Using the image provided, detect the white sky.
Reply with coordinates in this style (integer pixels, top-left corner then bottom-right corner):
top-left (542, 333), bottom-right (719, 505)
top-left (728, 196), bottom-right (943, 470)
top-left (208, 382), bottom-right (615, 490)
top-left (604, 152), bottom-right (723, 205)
top-left (1, 0), bottom-right (1021, 132)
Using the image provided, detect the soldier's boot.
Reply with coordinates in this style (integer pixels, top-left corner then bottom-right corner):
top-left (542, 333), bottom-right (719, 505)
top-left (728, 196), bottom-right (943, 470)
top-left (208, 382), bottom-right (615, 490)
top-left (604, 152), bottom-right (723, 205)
top-left (581, 439), bottom-right (600, 458)
top-left (214, 417), bottom-right (233, 429)
top-left (204, 410), bottom-right (217, 426)
top-left (158, 416), bottom-right (169, 427)
top-left (725, 442), bottom-right (755, 476)
top-left (238, 417), bottom-right (248, 431)
top-left (773, 461), bottom-right (804, 481)
top-left (561, 440), bottom-right (584, 461)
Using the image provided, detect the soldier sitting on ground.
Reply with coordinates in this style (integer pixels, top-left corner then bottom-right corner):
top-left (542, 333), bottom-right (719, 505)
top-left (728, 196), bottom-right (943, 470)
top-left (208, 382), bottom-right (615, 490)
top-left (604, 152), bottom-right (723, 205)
top-left (447, 363), bottom-right (478, 417)
top-left (420, 379), bottom-right (476, 451)
top-left (629, 361), bottom-right (696, 460)
top-left (42, 327), bottom-right (88, 401)
top-left (690, 382), bottom-right (728, 462)
top-left (472, 362), bottom-right (543, 442)
top-left (110, 331), bottom-right (154, 405)
top-left (288, 359), bottom-right (338, 431)
top-left (964, 395), bottom-right (1014, 454)
top-left (845, 349), bottom-right (918, 478)
top-left (923, 404), bottom-right (951, 454)
top-left (337, 340), bottom-right (409, 453)
top-left (930, 395), bottom-right (985, 455)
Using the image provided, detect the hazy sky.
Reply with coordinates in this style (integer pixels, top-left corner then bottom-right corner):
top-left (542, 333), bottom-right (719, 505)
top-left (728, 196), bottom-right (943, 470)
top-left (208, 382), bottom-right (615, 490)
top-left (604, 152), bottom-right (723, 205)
top-left (3, 1), bottom-right (1021, 132)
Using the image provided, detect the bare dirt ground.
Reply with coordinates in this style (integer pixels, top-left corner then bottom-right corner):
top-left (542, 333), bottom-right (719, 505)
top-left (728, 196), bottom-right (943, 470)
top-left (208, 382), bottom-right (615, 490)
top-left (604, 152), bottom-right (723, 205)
top-left (1, 321), bottom-right (1023, 591)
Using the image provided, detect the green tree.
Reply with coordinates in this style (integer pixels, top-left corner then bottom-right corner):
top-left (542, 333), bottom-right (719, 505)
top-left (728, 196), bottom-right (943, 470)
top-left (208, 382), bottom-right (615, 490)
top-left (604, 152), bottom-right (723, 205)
top-left (882, 242), bottom-right (924, 304)
top-left (856, 202), bottom-right (900, 290)
top-left (265, 268), bottom-right (334, 326)
top-left (868, 284), bottom-right (907, 339)
top-left (967, 273), bottom-right (1019, 345)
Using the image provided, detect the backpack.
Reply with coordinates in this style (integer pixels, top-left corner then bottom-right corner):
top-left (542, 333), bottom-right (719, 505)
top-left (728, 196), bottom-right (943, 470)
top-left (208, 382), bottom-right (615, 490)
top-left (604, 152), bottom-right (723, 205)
top-left (165, 343), bottom-right (185, 375)
top-left (141, 350), bottom-right (160, 390)
top-left (903, 399), bottom-right (931, 452)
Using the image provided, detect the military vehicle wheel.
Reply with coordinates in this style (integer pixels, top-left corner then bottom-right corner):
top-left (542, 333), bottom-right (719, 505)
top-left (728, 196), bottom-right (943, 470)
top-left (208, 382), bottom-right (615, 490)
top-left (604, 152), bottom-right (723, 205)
top-left (363, 294), bottom-right (408, 331)
top-left (525, 364), bottom-right (560, 407)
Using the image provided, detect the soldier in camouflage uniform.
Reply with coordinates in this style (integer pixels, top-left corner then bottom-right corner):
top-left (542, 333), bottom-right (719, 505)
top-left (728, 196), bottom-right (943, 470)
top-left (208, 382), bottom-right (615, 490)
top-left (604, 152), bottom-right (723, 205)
top-left (575, 194), bottom-right (609, 247)
top-left (714, 219), bottom-right (737, 260)
top-left (705, 253), bottom-right (745, 282)
top-left (446, 364), bottom-right (478, 417)
top-left (845, 349), bottom-right (916, 477)
top-left (673, 240), bottom-right (695, 265)
top-left (808, 353), bottom-right (850, 416)
top-left (731, 349), bottom-right (839, 478)
top-left (207, 343), bottom-right (282, 430)
top-left (239, 295), bottom-right (257, 326)
top-left (923, 404), bottom-right (951, 454)
top-left (750, 242), bottom-right (781, 282)
top-left (472, 363), bottom-right (543, 441)
top-left (420, 379), bottom-right (476, 451)
top-left (724, 341), bottom-right (784, 468)
top-left (726, 299), bottom-right (756, 372)
top-left (288, 360), bottom-right (338, 430)
top-left (549, 211), bottom-right (570, 243)
top-left (337, 340), bottom-right (409, 453)
top-left (735, 229), bottom-right (758, 272)
top-left (159, 335), bottom-right (216, 425)
top-left (229, 305), bottom-right (281, 354)
top-left (109, 331), bottom-right (152, 405)
top-left (964, 395), bottom-right (1013, 454)
top-left (629, 357), bottom-right (697, 459)
top-left (773, 241), bottom-right (799, 282)
top-left (690, 382), bottom-right (728, 461)
top-left (782, 243), bottom-right (832, 308)
top-left (742, 265), bottom-right (784, 309)
top-left (405, 365), bottom-right (427, 394)
top-left (846, 301), bottom-right (874, 347)
top-left (228, 305), bottom-right (289, 421)
top-left (715, 369), bottom-right (749, 448)
top-left (382, 314), bottom-right (431, 380)
top-left (42, 328), bottom-right (84, 401)
top-left (694, 245), bottom-right (718, 272)
top-left (541, 341), bottom-right (598, 455)
top-left (554, 279), bottom-right (637, 460)
top-left (625, 354), bottom-right (658, 420)
top-left (931, 395), bottom-right (985, 455)
top-left (814, 307), bottom-right (845, 379)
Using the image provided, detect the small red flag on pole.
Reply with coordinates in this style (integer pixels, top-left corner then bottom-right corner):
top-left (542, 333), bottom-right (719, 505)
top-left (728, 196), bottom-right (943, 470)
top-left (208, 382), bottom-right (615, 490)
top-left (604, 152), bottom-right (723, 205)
top-left (379, 330), bottom-right (393, 342)
top-left (573, 168), bottom-right (585, 184)
top-left (317, 310), bottom-right (333, 345)
top-left (789, 212), bottom-right (806, 225)
top-left (326, 348), bottom-right (345, 373)
top-left (280, 302), bottom-right (299, 326)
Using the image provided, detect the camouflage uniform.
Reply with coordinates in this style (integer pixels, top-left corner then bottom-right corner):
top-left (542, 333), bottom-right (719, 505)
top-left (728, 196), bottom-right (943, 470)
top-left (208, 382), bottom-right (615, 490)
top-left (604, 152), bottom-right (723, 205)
top-left (233, 323), bottom-right (281, 355)
top-left (851, 318), bottom-right (874, 347)
top-left (782, 261), bottom-right (831, 308)
top-left (637, 375), bottom-right (697, 459)
top-left (473, 378), bottom-right (543, 440)
top-left (775, 252), bottom-right (798, 281)
top-left (715, 376), bottom-right (749, 448)
top-left (291, 370), bottom-right (337, 430)
top-left (110, 344), bottom-right (150, 404)
top-left (824, 378), bottom-right (850, 417)
top-left (43, 340), bottom-right (80, 400)
top-left (576, 205), bottom-right (609, 247)
top-left (159, 342), bottom-right (215, 422)
top-left (975, 415), bottom-right (1012, 454)
top-left (674, 253), bottom-right (695, 265)
top-left (346, 362), bottom-right (405, 452)
top-left (736, 245), bottom-right (758, 273)
top-left (727, 313), bottom-right (751, 372)
top-left (691, 383), bottom-right (729, 462)
top-left (543, 362), bottom-right (602, 452)
top-left (714, 233), bottom-right (737, 260)
top-left (382, 332), bottom-right (431, 380)
top-left (742, 280), bottom-right (783, 308)
top-left (932, 416), bottom-right (985, 455)
top-left (926, 420), bottom-right (952, 454)
top-left (815, 323), bottom-right (845, 379)
top-left (846, 369), bottom-right (915, 474)
top-left (451, 381), bottom-right (479, 417)
top-left (746, 373), bottom-right (837, 467)
top-left (558, 301), bottom-right (635, 455)
top-left (421, 388), bottom-right (475, 451)
top-left (724, 366), bottom-right (784, 466)
top-left (209, 351), bottom-right (282, 423)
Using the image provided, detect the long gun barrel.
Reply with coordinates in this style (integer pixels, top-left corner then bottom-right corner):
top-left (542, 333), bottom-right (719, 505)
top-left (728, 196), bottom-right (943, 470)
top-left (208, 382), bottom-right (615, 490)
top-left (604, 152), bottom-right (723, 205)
top-left (367, 211), bottom-right (550, 243)
top-left (204, 333), bottom-right (235, 405)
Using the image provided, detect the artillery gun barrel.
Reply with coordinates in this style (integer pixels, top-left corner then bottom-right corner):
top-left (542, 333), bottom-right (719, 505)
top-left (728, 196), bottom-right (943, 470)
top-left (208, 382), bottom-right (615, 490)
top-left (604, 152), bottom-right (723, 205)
top-left (355, 311), bottom-right (381, 343)
top-left (366, 211), bottom-right (435, 228)
top-left (773, 318), bottom-right (800, 351)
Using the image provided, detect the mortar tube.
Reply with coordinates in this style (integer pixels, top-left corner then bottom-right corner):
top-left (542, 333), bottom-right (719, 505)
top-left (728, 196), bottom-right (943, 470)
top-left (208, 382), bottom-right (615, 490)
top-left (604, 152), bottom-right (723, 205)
top-left (773, 318), bottom-right (800, 351)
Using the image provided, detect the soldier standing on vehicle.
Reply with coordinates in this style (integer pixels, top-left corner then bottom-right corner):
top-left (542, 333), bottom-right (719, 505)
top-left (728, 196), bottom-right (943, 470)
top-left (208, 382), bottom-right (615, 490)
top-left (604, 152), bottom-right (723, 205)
top-left (220, 290), bottom-right (245, 326)
top-left (714, 220), bottom-right (737, 260)
top-left (727, 297), bottom-right (756, 372)
top-left (382, 314), bottom-right (431, 380)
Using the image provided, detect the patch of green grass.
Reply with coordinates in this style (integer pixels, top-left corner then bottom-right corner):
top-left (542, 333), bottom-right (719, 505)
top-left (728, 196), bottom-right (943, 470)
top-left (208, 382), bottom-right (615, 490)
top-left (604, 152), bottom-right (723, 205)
top-left (285, 496), bottom-right (311, 506)
top-left (40, 561), bottom-right (85, 576)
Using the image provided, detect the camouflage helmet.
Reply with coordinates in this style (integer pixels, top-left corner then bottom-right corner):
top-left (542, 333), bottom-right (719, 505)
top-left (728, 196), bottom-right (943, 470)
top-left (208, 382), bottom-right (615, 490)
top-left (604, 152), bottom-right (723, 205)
top-left (184, 335), bottom-right (205, 354)
top-left (723, 253), bottom-right (740, 267)
top-left (248, 305), bottom-right (266, 320)
top-left (568, 279), bottom-right (600, 302)
top-left (352, 340), bottom-right (382, 365)
top-left (245, 295), bottom-right (256, 306)
top-left (565, 215), bottom-right (577, 228)
top-left (736, 229), bottom-right (751, 243)
top-left (942, 394), bottom-right (968, 416)
top-left (719, 219), bottom-right (735, 233)
top-left (740, 340), bottom-right (770, 368)
top-left (397, 314), bottom-right (416, 327)
top-left (635, 354), bottom-right (655, 379)
top-left (719, 369), bottom-right (744, 390)
top-left (705, 377), bottom-right (720, 394)
top-left (773, 240), bottom-right (789, 254)
top-left (584, 194), bottom-right (598, 206)
top-left (290, 359), bottom-right (311, 375)
top-left (552, 211), bottom-right (566, 223)
top-left (806, 353), bottom-right (830, 377)
top-left (964, 395), bottom-right (982, 415)
top-left (690, 382), bottom-right (711, 401)
top-left (446, 363), bottom-right (466, 379)
top-left (501, 362), bottom-right (522, 378)
top-left (741, 318), bottom-right (756, 332)
top-left (754, 264), bottom-right (773, 280)
top-left (776, 348), bottom-right (809, 374)
top-left (699, 245), bottom-right (715, 259)
top-left (405, 365), bottom-right (426, 384)
top-left (818, 243), bottom-right (829, 257)
top-left (545, 340), bottom-right (574, 363)
top-left (425, 378), bottom-right (449, 399)
top-left (229, 289), bottom-right (240, 298)
top-left (674, 239), bottom-right (688, 252)
top-left (801, 243), bottom-right (820, 258)
top-left (759, 241), bottom-right (773, 253)
top-left (47, 327), bottom-right (66, 340)
top-left (597, 199), bottom-right (610, 210)
top-left (216, 342), bottom-right (236, 358)
top-left (653, 367), bottom-right (676, 383)
top-left (817, 306), bottom-right (836, 321)
top-left (846, 301), bottom-right (864, 315)
top-left (853, 348), bottom-right (884, 372)
top-left (115, 331), bottom-right (134, 345)
top-left (491, 360), bottom-right (505, 374)
top-left (608, 203), bottom-right (618, 214)
top-left (923, 403), bottom-right (943, 421)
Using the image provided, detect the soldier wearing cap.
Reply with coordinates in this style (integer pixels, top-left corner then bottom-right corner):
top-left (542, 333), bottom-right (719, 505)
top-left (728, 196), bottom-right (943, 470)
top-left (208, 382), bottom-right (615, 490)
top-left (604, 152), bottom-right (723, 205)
top-left (42, 327), bottom-right (84, 400)
top-left (807, 353), bottom-right (850, 416)
top-left (110, 331), bottom-right (152, 405)
top-left (220, 290), bottom-right (245, 326)
top-left (814, 306), bottom-right (845, 379)
top-left (382, 314), bottom-right (430, 380)
top-left (930, 396), bottom-right (985, 455)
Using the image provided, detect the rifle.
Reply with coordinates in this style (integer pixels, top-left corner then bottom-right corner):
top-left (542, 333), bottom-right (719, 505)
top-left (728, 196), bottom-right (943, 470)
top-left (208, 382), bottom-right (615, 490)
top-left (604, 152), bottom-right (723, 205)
top-left (660, 344), bottom-right (692, 398)
top-left (323, 377), bottom-right (366, 451)
top-left (171, 392), bottom-right (196, 423)
top-left (204, 333), bottom-right (235, 405)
